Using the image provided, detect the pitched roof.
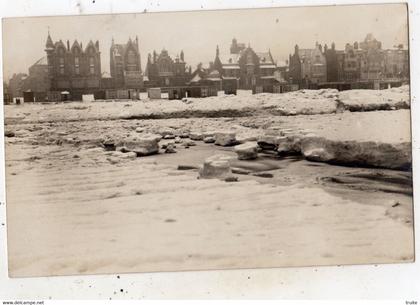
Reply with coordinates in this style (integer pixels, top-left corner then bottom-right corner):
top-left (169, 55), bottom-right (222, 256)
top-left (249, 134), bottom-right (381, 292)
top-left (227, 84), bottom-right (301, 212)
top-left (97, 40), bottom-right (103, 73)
top-left (111, 44), bottom-right (125, 56)
top-left (85, 40), bottom-right (99, 52)
top-left (276, 60), bottom-right (288, 67)
top-left (219, 49), bottom-right (275, 67)
top-left (189, 74), bottom-right (202, 83)
top-left (208, 69), bottom-right (220, 77)
top-left (33, 56), bottom-right (48, 66)
top-left (256, 52), bottom-right (274, 65)
top-left (218, 53), bottom-right (240, 65)
top-left (298, 49), bottom-right (314, 58)
top-left (71, 40), bottom-right (82, 52)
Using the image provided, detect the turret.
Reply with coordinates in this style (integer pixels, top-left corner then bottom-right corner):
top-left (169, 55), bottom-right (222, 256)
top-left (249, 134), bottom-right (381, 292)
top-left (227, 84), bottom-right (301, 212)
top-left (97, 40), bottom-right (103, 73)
top-left (45, 31), bottom-right (54, 49)
top-left (180, 50), bottom-right (184, 62)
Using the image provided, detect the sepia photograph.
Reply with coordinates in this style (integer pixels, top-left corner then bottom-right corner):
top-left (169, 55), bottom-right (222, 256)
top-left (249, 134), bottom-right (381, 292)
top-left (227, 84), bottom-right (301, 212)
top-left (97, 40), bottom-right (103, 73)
top-left (1, 2), bottom-right (414, 278)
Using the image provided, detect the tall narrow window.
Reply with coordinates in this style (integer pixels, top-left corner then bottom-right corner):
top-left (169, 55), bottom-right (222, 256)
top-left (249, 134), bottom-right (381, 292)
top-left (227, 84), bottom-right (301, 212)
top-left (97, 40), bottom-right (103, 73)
top-left (59, 57), bottom-right (65, 75)
top-left (126, 50), bottom-right (137, 71)
top-left (89, 57), bottom-right (95, 74)
top-left (74, 57), bottom-right (80, 75)
top-left (246, 53), bottom-right (253, 64)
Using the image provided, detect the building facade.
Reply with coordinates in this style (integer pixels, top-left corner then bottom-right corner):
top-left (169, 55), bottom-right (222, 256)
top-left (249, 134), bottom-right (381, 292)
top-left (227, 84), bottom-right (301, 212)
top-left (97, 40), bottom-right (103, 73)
top-left (21, 56), bottom-right (50, 102)
top-left (109, 37), bottom-right (143, 89)
top-left (384, 47), bottom-right (409, 79)
top-left (45, 33), bottom-right (102, 100)
top-left (214, 39), bottom-right (279, 91)
top-left (359, 34), bottom-right (384, 81)
top-left (7, 73), bottom-right (28, 98)
top-left (288, 43), bottom-right (327, 87)
top-left (144, 49), bottom-right (190, 88)
top-left (341, 42), bottom-right (363, 82)
top-left (290, 33), bottom-right (409, 89)
top-left (324, 43), bottom-right (339, 82)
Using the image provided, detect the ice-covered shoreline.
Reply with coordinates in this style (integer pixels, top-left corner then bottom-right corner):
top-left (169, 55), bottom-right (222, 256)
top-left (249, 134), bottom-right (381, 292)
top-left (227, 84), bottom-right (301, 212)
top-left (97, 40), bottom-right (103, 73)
top-left (4, 86), bottom-right (410, 124)
top-left (4, 86), bottom-right (413, 277)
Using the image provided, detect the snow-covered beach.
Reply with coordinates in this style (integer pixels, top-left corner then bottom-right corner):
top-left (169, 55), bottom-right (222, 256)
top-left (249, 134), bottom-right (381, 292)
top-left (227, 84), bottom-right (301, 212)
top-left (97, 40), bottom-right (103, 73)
top-left (4, 86), bottom-right (413, 277)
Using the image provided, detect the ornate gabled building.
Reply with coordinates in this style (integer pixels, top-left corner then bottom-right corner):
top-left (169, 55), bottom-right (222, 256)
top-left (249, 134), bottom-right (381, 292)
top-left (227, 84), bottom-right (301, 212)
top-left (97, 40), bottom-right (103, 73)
top-left (324, 43), bottom-right (339, 82)
top-left (144, 49), bottom-right (190, 88)
top-left (8, 73), bottom-right (28, 98)
top-left (383, 46), bottom-right (409, 79)
top-left (214, 39), bottom-right (278, 91)
top-left (21, 56), bottom-right (50, 102)
top-left (288, 42), bottom-right (327, 87)
top-left (341, 42), bottom-right (363, 82)
top-left (188, 63), bottom-right (222, 92)
top-left (109, 37), bottom-right (143, 89)
top-left (45, 32), bottom-right (102, 100)
top-left (358, 34), bottom-right (385, 81)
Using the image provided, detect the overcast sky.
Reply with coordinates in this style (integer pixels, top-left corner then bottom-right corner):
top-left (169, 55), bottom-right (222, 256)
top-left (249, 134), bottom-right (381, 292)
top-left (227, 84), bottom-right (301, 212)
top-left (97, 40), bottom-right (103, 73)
top-left (2, 3), bottom-right (408, 81)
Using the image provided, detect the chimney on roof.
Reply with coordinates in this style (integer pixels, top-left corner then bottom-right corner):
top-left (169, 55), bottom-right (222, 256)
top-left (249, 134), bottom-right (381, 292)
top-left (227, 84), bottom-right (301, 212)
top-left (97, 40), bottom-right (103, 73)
top-left (67, 40), bottom-right (70, 51)
top-left (354, 41), bottom-right (359, 49)
top-left (153, 50), bottom-right (157, 63)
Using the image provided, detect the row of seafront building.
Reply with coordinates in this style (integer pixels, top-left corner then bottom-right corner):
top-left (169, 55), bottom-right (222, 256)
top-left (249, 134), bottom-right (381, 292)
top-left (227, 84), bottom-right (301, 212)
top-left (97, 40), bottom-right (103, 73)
top-left (4, 33), bottom-right (409, 103)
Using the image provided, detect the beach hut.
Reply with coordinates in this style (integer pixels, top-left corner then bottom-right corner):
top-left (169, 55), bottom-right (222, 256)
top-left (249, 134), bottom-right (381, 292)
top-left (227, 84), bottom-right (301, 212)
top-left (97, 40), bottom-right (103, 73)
top-left (60, 91), bottom-right (70, 101)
